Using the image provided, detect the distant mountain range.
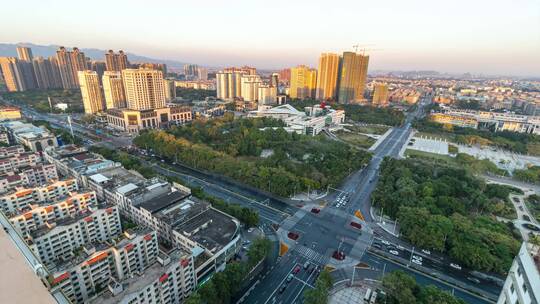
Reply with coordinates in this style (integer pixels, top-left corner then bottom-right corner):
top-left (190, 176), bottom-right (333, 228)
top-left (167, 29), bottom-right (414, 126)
top-left (0, 43), bottom-right (188, 70)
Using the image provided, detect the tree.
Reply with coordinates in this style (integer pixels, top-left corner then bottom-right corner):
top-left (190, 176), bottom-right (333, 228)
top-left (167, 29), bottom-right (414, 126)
top-left (382, 271), bottom-right (418, 304)
top-left (304, 270), bottom-right (333, 304)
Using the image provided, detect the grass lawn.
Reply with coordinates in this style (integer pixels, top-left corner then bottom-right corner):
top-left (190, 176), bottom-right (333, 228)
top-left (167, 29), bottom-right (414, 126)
top-left (336, 131), bottom-right (376, 149)
top-left (405, 149), bottom-right (457, 165)
top-left (347, 124), bottom-right (390, 135)
top-left (527, 142), bottom-right (540, 156)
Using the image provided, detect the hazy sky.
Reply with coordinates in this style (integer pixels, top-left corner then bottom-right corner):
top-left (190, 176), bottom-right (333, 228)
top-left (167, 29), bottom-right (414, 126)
top-left (3, 0), bottom-right (540, 76)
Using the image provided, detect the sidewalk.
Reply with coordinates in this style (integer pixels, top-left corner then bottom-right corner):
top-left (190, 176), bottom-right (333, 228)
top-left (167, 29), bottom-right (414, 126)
top-left (370, 207), bottom-right (400, 237)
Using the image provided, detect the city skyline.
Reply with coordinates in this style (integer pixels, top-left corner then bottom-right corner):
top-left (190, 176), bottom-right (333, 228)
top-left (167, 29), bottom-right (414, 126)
top-left (1, 0), bottom-right (539, 77)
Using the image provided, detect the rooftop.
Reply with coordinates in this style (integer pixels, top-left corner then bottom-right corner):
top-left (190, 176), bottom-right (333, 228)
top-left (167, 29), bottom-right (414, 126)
top-left (136, 189), bottom-right (190, 214)
top-left (91, 249), bottom-right (191, 304)
top-left (154, 196), bottom-right (239, 254)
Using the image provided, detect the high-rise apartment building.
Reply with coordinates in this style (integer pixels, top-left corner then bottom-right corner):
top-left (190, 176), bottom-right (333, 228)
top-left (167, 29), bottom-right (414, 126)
top-left (56, 47), bottom-right (88, 89)
top-left (102, 71), bottom-right (126, 109)
top-left (122, 68), bottom-right (166, 110)
top-left (164, 79), bottom-right (176, 101)
top-left (316, 53), bottom-right (340, 100)
top-left (16, 46), bottom-right (33, 61)
top-left (90, 60), bottom-right (106, 83)
top-left (0, 57), bottom-right (25, 92)
top-left (198, 67), bottom-right (208, 81)
top-left (290, 65), bottom-right (317, 99)
top-left (278, 68), bottom-right (291, 84)
top-left (216, 71), bottom-right (243, 100)
top-left (271, 73), bottom-right (279, 88)
top-left (105, 50), bottom-right (129, 72)
top-left (241, 74), bottom-right (262, 102)
top-left (78, 70), bottom-right (105, 114)
top-left (372, 82), bottom-right (389, 106)
top-left (15, 46), bottom-right (38, 90)
top-left (183, 64), bottom-right (198, 79)
top-left (338, 51), bottom-right (369, 104)
top-left (137, 63), bottom-right (167, 75)
top-left (32, 57), bottom-right (62, 89)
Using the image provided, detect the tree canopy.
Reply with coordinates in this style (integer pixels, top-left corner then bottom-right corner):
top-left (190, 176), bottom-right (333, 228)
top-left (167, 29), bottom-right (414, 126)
top-left (372, 158), bottom-right (521, 273)
top-left (382, 271), bottom-right (466, 304)
top-left (133, 115), bottom-right (370, 197)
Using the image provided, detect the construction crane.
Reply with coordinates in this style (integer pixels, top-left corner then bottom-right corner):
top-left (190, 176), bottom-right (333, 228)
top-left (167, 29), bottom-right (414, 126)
top-left (352, 44), bottom-right (381, 55)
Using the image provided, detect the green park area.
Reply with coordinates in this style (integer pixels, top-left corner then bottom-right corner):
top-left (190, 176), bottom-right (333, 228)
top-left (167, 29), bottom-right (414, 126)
top-left (372, 157), bottom-right (522, 273)
top-left (1, 89), bottom-right (84, 113)
top-left (133, 113), bottom-right (371, 197)
top-left (335, 130), bottom-right (376, 149)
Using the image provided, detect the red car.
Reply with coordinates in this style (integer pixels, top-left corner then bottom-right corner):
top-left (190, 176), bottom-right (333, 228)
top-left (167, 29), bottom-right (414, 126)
top-left (293, 266), bottom-right (301, 274)
top-left (332, 250), bottom-right (346, 261)
top-left (311, 208), bottom-right (320, 214)
top-left (350, 222), bottom-right (362, 229)
top-left (287, 232), bottom-right (299, 240)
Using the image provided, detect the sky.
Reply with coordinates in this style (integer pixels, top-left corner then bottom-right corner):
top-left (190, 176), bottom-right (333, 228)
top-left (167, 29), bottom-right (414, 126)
top-left (2, 0), bottom-right (540, 76)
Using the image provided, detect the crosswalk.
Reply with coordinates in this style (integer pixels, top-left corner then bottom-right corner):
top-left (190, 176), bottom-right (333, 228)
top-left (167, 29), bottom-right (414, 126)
top-left (293, 245), bottom-right (329, 266)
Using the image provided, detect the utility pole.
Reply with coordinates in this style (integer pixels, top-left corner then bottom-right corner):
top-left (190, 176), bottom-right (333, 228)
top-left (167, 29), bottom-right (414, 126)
top-left (67, 116), bottom-right (74, 141)
top-left (409, 246), bottom-right (415, 266)
top-left (48, 96), bottom-right (53, 113)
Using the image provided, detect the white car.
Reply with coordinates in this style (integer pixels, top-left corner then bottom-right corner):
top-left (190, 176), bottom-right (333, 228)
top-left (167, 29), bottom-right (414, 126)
top-left (412, 259), bottom-right (422, 265)
top-left (397, 245), bottom-right (405, 250)
top-left (450, 263), bottom-right (462, 270)
top-left (412, 255), bottom-right (422, 261)
top-left (389, 250), bottom-right (399, 256)
top-left (381, 240), bottom-right (390, 245)
top-left (421, 249), bottom-right (431, 255)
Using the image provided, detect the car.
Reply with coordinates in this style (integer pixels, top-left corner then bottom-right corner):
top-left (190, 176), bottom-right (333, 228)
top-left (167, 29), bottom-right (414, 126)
top-left (293, 266), bottom-right (301, 274)
top-left (450, 263), bottom-right (462, 270)
top-left (467, 277), bottom-right (480, 284)
top-left (350, 222), bottom-right (362, 229)
top-left (412, 255), bottom-right (422, 261)
top-left (372, 243), bottom-right (382, 249)
top-left (287, 232), bottom-right (299, 240)
top-left (397, 245), bottom-right (405, 250)
top-left (303, 261), bottom-right (310, 269)
top-left (286, 274), bottom-right (294, 283)
top-left (247, 228), bottom-right (254, 233)
top-left (412, 259), bottom-right (422, 265)
top-left (421, 249), bottom-right (431, 255)
top-left (279, 285), bottom-right (287, 294)
top-left (389, 250), bottom-right (399, 256)
top-left (310, 208), bottom-right (321, 214)
top-left (381, 240), bottom-right (390, 245)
